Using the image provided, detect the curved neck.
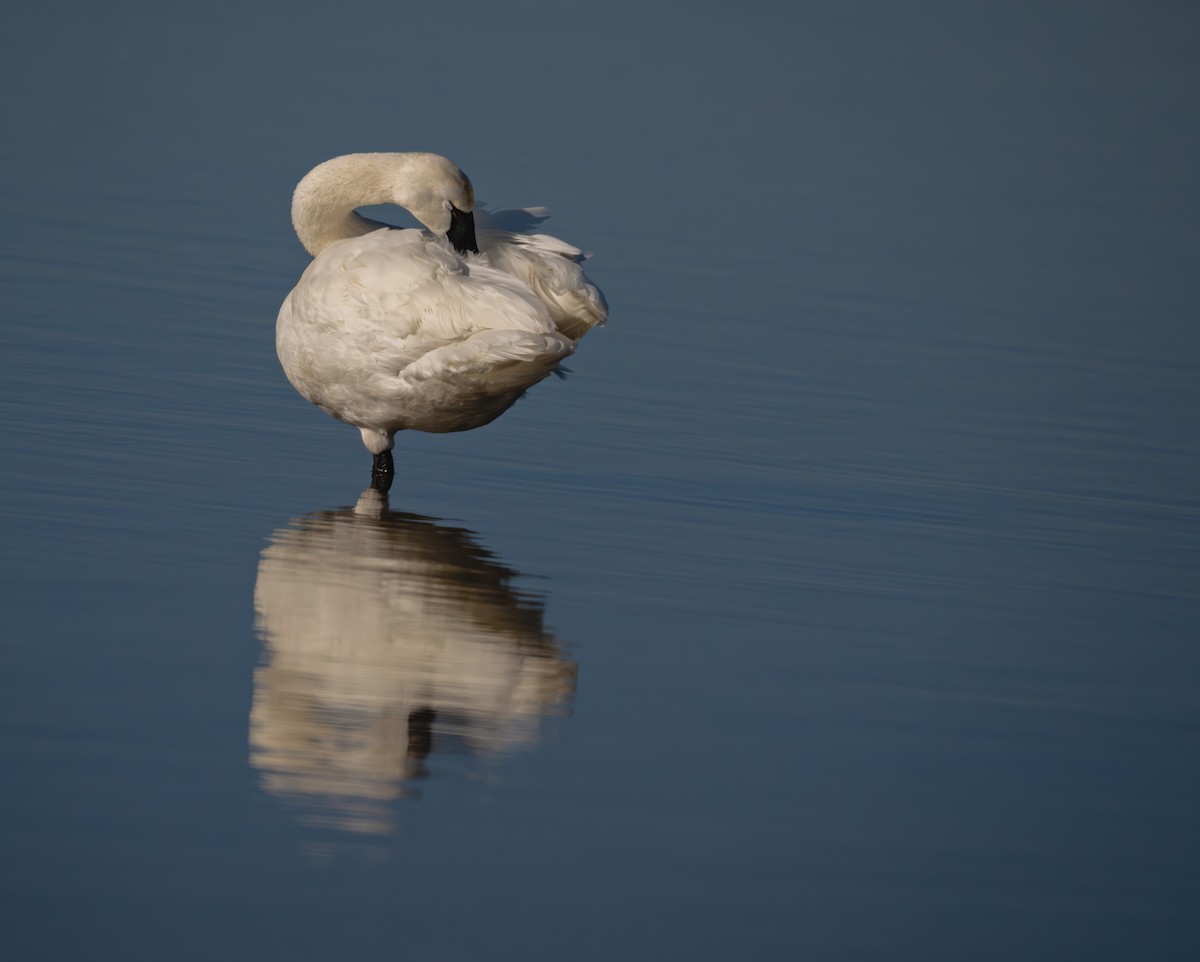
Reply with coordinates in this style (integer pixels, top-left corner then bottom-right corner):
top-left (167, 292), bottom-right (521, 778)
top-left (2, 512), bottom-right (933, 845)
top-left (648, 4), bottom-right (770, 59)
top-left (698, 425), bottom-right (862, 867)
top-left (290, 154), bottom-right (411, 257)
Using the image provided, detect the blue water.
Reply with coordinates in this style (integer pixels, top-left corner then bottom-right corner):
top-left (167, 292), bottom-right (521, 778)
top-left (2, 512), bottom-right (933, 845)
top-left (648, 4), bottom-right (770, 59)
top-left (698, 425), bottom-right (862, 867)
top-left (2, 2), bottom-right (1197, 959)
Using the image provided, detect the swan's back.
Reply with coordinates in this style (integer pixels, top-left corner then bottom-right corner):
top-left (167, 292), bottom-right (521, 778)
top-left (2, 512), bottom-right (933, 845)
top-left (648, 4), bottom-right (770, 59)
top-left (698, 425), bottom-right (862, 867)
top-left (478, 208), bottom-right (608, 341)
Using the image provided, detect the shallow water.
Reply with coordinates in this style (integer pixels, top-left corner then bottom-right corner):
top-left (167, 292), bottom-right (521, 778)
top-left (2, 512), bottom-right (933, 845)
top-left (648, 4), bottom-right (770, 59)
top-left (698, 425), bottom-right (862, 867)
top-left (2, 2), bottom-right (1198, 959)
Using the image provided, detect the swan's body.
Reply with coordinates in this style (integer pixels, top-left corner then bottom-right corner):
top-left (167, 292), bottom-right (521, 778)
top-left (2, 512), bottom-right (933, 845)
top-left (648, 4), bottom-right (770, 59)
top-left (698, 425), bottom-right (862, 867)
top-left (276, 152), bottom-right (606, 490)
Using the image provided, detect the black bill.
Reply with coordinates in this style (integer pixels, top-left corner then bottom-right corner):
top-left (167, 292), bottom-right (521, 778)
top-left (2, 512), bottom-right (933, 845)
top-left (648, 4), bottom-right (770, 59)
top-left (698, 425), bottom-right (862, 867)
top-left (448, 206), bottom-right (479, 255)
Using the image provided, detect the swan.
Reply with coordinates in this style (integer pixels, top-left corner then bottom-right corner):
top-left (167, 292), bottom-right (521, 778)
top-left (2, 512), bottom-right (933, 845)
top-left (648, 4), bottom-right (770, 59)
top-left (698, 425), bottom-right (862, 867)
top-left (276, 152), bottom-right (607, 491)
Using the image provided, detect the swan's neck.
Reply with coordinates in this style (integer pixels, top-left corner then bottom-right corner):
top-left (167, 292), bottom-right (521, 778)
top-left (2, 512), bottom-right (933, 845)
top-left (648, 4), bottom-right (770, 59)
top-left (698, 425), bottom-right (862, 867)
top-left (290, 154), bottom-right (410, 257)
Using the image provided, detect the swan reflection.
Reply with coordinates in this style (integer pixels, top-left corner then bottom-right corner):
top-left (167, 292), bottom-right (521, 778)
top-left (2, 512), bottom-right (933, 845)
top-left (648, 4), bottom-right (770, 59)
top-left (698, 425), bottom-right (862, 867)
top-left (250, 490), bottom-right (575, 837)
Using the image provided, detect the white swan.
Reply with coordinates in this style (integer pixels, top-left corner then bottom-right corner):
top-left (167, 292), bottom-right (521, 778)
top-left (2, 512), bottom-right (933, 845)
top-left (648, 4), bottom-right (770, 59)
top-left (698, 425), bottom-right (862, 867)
top-left (276, 152), bottom-right (607, 490)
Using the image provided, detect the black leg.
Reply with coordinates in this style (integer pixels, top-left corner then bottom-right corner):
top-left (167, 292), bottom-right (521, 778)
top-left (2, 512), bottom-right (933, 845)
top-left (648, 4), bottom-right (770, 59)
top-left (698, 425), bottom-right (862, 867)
top-left (371, 449), bottom-right (394, 493)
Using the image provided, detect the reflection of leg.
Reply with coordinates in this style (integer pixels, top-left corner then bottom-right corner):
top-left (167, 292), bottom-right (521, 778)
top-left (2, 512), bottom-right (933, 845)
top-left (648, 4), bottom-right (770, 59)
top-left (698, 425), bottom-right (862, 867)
top-left (407, 707), bottom-right (436, 761)
top-left (371, 450), bottom-right (394, 493)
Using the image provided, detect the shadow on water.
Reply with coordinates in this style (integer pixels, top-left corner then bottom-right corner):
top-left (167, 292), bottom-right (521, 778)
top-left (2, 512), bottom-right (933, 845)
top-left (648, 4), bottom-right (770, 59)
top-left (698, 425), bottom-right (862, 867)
top-left (249, 489), bottom-right (576, 849)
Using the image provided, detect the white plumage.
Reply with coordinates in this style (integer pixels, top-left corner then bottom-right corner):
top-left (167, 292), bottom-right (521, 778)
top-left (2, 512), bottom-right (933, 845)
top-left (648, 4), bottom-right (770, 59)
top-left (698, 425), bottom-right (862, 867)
top-left (276, 152), bottom-right (606, 488)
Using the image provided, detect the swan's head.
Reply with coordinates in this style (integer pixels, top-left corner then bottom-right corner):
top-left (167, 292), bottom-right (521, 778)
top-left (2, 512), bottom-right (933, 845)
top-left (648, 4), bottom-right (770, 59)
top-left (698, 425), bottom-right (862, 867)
top-left (393, 153), bottom-right (478, 256)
